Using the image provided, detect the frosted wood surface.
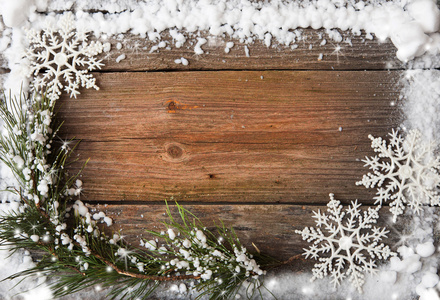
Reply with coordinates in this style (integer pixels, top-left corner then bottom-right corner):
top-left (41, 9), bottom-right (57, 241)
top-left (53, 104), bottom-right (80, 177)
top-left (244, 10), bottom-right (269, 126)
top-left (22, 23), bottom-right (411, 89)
top-left (0, 30), bottom-right (402, 72)
top-left (0, 17), bottom-right (402, 72)
top-left (57, 70), bottom-right (401, 204)
top-left (0, 29), bottom-right (403, 72)
top-left (97, 30), bottom-right (402, 71)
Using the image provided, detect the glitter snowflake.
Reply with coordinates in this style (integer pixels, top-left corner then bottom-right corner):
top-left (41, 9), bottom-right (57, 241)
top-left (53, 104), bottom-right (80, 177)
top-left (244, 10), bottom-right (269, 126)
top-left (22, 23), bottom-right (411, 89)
top-left (356, 129), bottom-right (440, 222)
top-left (296, 194), bottom-right (395, 293)
top-left (26, 13), bottom-right (104, 102)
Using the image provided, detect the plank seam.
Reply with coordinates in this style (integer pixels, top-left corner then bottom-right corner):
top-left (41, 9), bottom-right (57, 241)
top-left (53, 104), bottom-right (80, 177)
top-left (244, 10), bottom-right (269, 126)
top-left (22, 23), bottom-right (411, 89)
top-left (94, 68), bottom-right (410, 73)
top-left (82, 200), bottom-right (392, 207)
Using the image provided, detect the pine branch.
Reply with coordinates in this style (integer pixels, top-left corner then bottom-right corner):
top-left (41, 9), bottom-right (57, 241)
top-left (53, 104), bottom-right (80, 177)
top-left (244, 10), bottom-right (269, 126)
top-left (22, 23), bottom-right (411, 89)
top-left (92, 251), bottom-right (199, 281)
top-left (0, 91), bottom-right (274, 300)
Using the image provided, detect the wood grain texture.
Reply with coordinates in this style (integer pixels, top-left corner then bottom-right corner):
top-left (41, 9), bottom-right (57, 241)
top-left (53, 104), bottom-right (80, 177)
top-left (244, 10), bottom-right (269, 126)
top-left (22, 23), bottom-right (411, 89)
top-left (0, 28), bottom-right (402, 73)
top-left (0, 18), bottom-right (403, 73)
top-left (88, 203), bottom-right (403, 261)
top-left (57, 70), bottom-right (401, 204)
top-left (98, 29), bottom-right (403, 72)
top-left (0, 30), bottom-right (402, 73)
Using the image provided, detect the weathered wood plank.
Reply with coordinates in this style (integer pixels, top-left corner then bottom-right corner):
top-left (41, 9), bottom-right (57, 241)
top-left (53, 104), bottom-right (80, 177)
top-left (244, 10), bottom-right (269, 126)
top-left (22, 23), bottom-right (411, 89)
top-left (89, 204), bottom-right (403, 261)
top-left (29, 3), bottom-right (404, 71)
top-left (98, 29), bottom-right (402, 71)
top-left (0, 24), bottom-right (402, 73)
top-left (57, 70), bottom-right (400, 204)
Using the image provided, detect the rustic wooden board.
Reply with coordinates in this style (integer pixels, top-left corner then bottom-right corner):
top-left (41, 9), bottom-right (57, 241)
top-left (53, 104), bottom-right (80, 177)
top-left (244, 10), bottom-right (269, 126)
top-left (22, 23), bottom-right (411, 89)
top-left (0, 29), bottom-right (402, 73)
top-left (0, 28), bottom-right (402, 73)
top-left (57, 70), bottom-right (400, 204)
top-left (0, 5), bottom-right (417, 299)
top-left (0, 15), bottom-right (404, 72)
top-left (0, 14), bottom-right (402, 72)
top-left (98, 29), bottom-right (402, 71)
top-left (89, 203), bottom-right (403, 261)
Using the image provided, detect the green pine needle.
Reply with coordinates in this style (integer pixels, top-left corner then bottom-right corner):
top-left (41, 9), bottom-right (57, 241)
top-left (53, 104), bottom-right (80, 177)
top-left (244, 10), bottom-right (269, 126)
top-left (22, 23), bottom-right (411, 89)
top-left (0, 91), bottom-right (275, 299)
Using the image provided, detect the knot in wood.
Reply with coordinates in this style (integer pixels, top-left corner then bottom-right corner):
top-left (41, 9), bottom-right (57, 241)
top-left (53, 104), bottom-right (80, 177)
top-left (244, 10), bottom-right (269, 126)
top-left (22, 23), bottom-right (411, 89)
top-left (167, 100), bottom-right (177, 111)
top-left (167, 144), bottom-right (183, 159)
top-left (162, 142), bottom-right (188, 163)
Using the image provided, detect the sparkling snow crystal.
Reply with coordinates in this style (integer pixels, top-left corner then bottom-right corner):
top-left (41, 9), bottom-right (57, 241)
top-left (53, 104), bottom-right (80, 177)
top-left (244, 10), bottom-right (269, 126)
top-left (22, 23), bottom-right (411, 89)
top-left (357, 129), bottom-right (440, 222)
top-left (26, 13), bottom-right (104, 102)
top-left (296, 194), bottom-right (395, 293)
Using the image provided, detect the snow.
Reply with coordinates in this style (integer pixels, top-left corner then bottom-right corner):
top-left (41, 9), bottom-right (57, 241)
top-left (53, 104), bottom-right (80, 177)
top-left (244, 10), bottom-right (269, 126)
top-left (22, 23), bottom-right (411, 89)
top-left (421, 272), bottom-right (439, 288)
top-left (179, 283), bottom-right (187, 294)
top-left (390, 22), bottom-right (430, 62)
top-left (0, 0), bottom-right (439, 299)
top-left (379, 270), bottom-right (397, 284)
top-left (115, 53), bottom-right (126, 63)
top-left (180, 57), bottom-right (189, 66)
top-left (73, 200), bottom-right (89, 217)
top-left (402, 70), bottom-right (440, 142)
top-left (417, 242), bottom-right (436, 258)
top-left (174, 57), bottom-right (189, 66)
top-left (145, 240), bottom-right (157, 251)
top-left (200, 269), bottom-right (212, 280)
top-left (0, 0), bottom-right (34, 28)
top-left (390, 248), bottom-right (422, 274)
top-left (244, 45), bottom-right (250, 57)
top-left (407, 0), bottom-right (440, 33)
top-left (263, 208), bottom-right (440, 300)
top-left (0, 202), bottom-right (52, 299)
top-left (167, 228), bottom-right (176, 240)
top-left (194, 38), bottom-right (207, 55)
top-left (103, 216), bottom-right (112, 226)
top-left (103, 42), bottom-right (111, 52)
top-left (37, 0), bottom-right (438, 62)
top-left (1, 0), bottom-right (439, 96)
top-left (225, 41), bottom-right (234, 53)
top-left (420, 288), bottom-right (440, 300)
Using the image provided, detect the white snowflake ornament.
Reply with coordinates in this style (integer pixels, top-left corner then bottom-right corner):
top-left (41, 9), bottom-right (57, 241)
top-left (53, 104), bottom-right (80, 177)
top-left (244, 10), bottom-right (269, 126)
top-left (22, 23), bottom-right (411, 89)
top-left (26, 13), bottom-right (104, 102)
top-left (296, 194), bottom-right (395, 293)
top-left (357, 129), bottom-right (440, 222)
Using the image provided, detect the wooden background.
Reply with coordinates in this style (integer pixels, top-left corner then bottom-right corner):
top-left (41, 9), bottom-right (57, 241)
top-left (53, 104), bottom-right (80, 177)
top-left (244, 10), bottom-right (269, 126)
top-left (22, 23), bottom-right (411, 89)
top-left (1, 24), bottom-right (405, 263)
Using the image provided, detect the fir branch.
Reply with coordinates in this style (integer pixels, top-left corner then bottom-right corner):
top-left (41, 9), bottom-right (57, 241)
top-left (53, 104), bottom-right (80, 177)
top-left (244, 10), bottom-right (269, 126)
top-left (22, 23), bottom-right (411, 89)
top-left (92, 251), bottom-right (200, 281)
top-left (0, 91), bottom-right (274, 300)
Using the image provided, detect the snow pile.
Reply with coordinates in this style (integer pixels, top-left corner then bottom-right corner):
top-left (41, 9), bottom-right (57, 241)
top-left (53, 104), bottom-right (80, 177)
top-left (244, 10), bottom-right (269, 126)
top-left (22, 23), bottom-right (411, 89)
top-left (401, 70), bottom-right (440, 143)
top-left (0, 248), bottom-right (52, 300)
top-left (398, 65), bottom-right (440, 300)
top-left (0, 0), bottom-right (439, 97)
top-left (388, 210), bottom-right (440, 300)
top-left (43, 0), bottom-right (440, 62)
top-left (0, 202), bottom-right (52, 299)
top-left (0, 0), bottom-right (440, 78)
top-left (259, 269), bottom-right (411, 300)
